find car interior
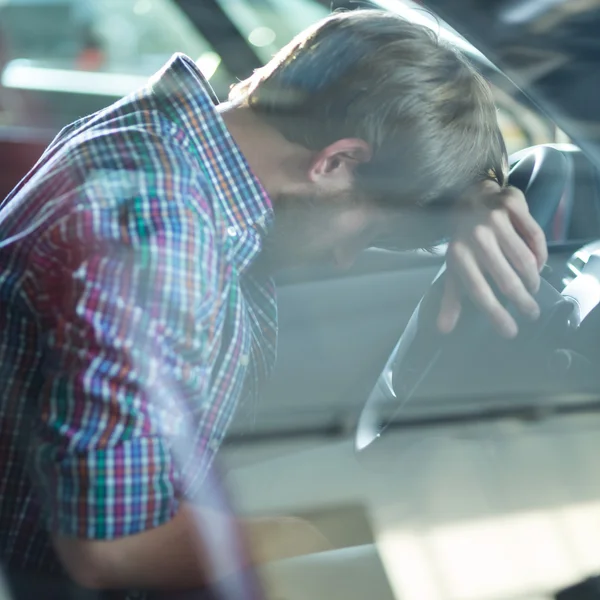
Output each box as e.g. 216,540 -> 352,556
3,1 -> 600,599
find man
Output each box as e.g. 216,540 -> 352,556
0,8 -> 546,594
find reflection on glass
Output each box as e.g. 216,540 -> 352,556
217,0 -> 329,62
0,0 -> 228,97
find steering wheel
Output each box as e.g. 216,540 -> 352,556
356,145 -> 575,452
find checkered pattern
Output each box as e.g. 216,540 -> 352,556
0,54 -> 277,574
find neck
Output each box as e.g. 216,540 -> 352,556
218,102 -> 312,202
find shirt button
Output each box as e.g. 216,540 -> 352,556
227,226 -> 238,237
256,215 -> 266,228
240,354 -> 249,367
209,439 -> 220,451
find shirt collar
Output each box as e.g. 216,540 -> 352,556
149,54 -> 274,264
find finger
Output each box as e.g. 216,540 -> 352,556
448,242 -> 518,338
503,188 -> 548,269
495,218 -> 541,293
438,275 -> 462,334
472,227 -> 540,319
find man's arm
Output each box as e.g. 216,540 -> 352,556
53,504 -> 331,590
53,503 -> 211,590
439,181 -> 548,337
23,173 -> 237,588
26,180 -> 329,591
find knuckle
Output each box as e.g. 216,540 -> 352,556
499,278 -> 521,298
528,251 -> 540,270
517,251 -> 537,274
476,292 -> 499,313
489,207 -> 507,227
531,225 -> 546,243
447,241 -> 466,263
502,187 -> 527,208
471,283 -> 494,305
472,224 -> 490,245
489,306 -> 507,323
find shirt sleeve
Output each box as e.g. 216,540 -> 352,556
25,171 -> 224,540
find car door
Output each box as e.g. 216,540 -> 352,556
229,249 -> 446,439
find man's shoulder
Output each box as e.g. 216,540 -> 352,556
49,100 -> 217,212
0,111 -> 221,264
57,102 -> 196,178
0,53 -> 230,250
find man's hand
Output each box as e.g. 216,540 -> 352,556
438,180 -> 548,338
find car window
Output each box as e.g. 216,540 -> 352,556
493,83 -> 558,155
0,0 -> 575,245
0,0 -> 331,132
0,0 -> 561,152
0,0 -> 231,129
217,0 -> 329,63
2,2 -> 600,599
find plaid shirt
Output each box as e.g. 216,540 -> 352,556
0,54 -> 277,574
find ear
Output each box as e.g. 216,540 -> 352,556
308,138 -> 372,191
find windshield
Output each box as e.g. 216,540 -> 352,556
0,2 -> 600,600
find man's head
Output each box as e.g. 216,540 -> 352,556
227,9 -> 508,270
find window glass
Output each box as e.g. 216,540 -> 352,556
217,0 -> 329,63
0,0 -> 231,129
0,2 -> 597,598
493,84 -> 558,155
0,0 -> 563,156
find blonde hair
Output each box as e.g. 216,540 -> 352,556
231,9 -> 507,248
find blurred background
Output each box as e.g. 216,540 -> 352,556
4,3 -> 600,600
0,0 -> 564,152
